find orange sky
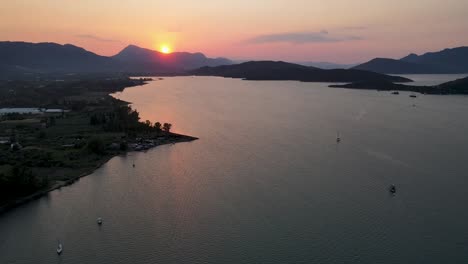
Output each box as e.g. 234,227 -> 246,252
1,0 -> 468,63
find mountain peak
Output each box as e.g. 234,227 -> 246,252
112,44 -> 232,70
121,44 -> 144,51
400,53 -> 419,62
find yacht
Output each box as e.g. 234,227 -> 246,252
57,243 -> 63,255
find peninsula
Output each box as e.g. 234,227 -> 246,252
329,76 -> 468,95
0,77 -> 197,213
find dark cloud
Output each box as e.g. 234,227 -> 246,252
246,31 -> 362,44
75,34 -> 121,43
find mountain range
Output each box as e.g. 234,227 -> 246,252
0,41 -> 232,78
353,47 -> 468,74
2,41 -> 467,81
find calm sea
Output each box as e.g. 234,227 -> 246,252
1,75 -> 468,263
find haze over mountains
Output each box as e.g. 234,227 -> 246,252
353,47 -> 468,74
1,41 -> 467,81
0,41 -> 232,78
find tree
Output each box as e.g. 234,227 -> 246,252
145,120 -> 152,128
154,122 -> 162,131
37,130 -> 47,139
49,116 -> 56,126
163,123 -> 172,133
119,141 -> 128,151
87,137 -> 106,155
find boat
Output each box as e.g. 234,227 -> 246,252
391,91 -> 399,95
56,243 -> 63,255
336,132 -> 341,143
97,217 -> 103,225
410,94 -> 417,98
389,184 -> 396,194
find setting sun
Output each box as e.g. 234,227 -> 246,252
160,45 -> 171,54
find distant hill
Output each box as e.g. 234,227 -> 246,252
437,76 -> 468,93
352,58 -> 445,74
190,61 -> 412,83
400,47 -> 468,73
0,41 -> 117,74
112,45 -> 232,72
0,41 -> 232,78
294,61 -> 358,69
353,46 -> 468,74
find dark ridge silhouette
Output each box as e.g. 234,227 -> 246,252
329,76 -> 468,94
352,58 -> 446,74
0,41 -> 117,73
0,41 -> 232,78
189,61 -> 412,83
293,61 -> 358,69
438,76 -> 468,92
400,47 -> 468,72
113,45 -> 232,72
353,46 -> 468,74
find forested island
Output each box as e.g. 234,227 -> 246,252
189,61 -> 412,83
0,77 -> 197,213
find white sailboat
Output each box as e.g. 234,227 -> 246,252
336,132 -> 341,143
56,242 -> 63,255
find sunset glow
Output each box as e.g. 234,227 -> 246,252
160,45 -> 171,54
1,0 -> 468,63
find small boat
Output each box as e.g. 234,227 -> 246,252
410,94 -> 417,98
97,217 -> 103,225
391,91 -> 399,95
389,184 -> 396,194
56,243 -> 63,255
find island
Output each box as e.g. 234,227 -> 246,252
0,76 -> 198,214
329,76 -> 468,95
189,61 -> 412,83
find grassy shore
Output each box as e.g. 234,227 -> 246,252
0,77 -> 197,214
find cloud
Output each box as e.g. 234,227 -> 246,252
246,31 -> 363,44
75,34 -> 121,43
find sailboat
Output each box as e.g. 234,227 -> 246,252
56,242 -> 63,255
336,132 -> 341,143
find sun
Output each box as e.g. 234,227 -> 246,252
160,45 -> 171,54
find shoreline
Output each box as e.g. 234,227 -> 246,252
0,79 -> 198,215
0,133 -> 198,215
